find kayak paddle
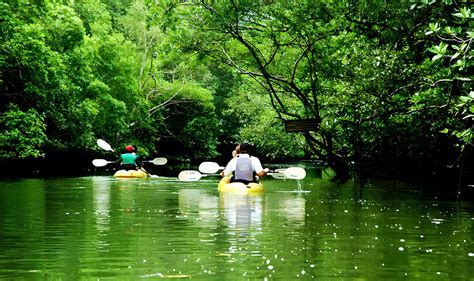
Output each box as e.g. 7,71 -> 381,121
273,167 -> 306,180
178,170 -> 209,181
97,139 -> 168,165
181,167 -> 306,181
268,172 -> 288,179
198,161 -> 306,180
144,157 -> 168,165
97,139 -> 115,152
92,159 -> 116,167
93,157 -> 167,167
199,161 -> 224,174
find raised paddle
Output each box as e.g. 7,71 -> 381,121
97,139 -> 115,152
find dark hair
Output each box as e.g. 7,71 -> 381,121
239,143 -> 250,153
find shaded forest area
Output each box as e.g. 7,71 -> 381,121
0,1 -> 473,188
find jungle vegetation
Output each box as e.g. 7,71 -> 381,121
0,0 -> 472,183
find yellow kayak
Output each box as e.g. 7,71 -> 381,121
113,169 -> 148,178
217,177 -> 264,193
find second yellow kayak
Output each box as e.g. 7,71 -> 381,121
113,169 -> 148,178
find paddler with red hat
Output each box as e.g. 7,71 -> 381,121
118,145 -> 142,171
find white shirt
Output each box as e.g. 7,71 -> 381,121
222,153 -> 264,177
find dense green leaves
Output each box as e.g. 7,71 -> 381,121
0,0 -> 223,162
0,105 -> 47,159
0,0 -> 472,182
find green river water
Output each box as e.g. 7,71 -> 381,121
0,167 -> 473,280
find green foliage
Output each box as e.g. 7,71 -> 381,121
149,80 -> 221,160
226,83 -> 306,160
421,1 -> 473,152
42,3 -> 86,52
1,0 -> 472,181
0,105 -> 47,159
161,0 -> 472,180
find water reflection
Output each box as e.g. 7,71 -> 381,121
220,193 -> 263,232
278,195 -> 306,227
91,177 -> 111,234
177,187 -> 308,234
178,189 -> 218,228
0,173 -> 473,280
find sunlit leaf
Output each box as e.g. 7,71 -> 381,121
450,51 -> 461,60
432,54 -> 443,61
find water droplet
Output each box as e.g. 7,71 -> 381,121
398,247 -> 404,251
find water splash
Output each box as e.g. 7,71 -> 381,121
296,180 -> 304,193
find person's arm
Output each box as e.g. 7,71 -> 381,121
253,157 -> 268,177
135,154 -> 143,167
221,158 -> 236,177
256,169 -> 269,178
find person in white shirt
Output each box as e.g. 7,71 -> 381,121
221,143 -> 269,184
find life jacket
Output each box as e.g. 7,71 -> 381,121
234,156 -> 254,182
120,153 -> 138,165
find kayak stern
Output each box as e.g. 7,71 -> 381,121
218,177 -> 264,193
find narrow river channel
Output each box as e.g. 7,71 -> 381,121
0,167 -> 473,279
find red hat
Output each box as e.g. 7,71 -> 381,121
125,145 -> 135,152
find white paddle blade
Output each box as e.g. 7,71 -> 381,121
283,167 -> 306,180
198,162 -> 224,174
92,159 -> 112,167
151,157 -> 168,165
269,172 -> 288,179
178,170 -> 203,181
97,139 -> 114,152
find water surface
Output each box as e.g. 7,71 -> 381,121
0,171 -> 473,279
